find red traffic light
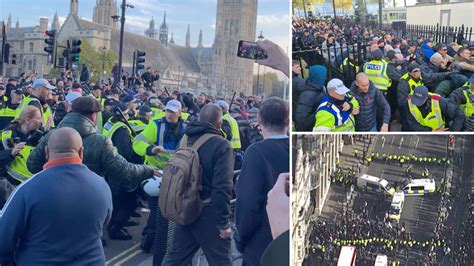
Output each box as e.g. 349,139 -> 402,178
45,30 -> 56,37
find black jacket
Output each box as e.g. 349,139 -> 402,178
183,121 -> 234,229
294,79 -> 325,131
27,112 -> 154,190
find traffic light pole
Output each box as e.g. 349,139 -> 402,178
0,22 -> 5,76
117,0 -> 126,84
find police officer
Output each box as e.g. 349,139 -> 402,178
0,106 -> 43,189
129,105 -> 152,135
340,48 -> 360,84
313,79 -> 360,132
132,99 -> 185,261
448,75 -> 474,131
405,86 -> 465,131
103,103 -> 142,240
0,83 -> 8,108
0,88 -> 23,130
363,49 -> 392,95
14,78 -> 55,130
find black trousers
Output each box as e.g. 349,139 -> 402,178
161,205 -> 232,266
145,196 -> 173,266
109,189 -> 137,232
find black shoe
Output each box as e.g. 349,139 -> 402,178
123,219 -> 140,227
140,234 -> 153,253
109,228 -> 132,240
130,211 -> 142,218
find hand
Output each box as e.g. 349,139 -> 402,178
11,142 -> 26,156
380,123 -> 389,132
266,173 -> 290,239
45,116 -> 53,131
255,40 -> 290,78
341,102 -> 351,112
151,146 -> 165,154
219,227 -> 232,239
433,128 -> 449,132
351,107 -> 360,115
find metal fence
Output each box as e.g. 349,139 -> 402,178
293,23 -> 473,87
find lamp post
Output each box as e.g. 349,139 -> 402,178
114,0 -> 134,84
177,65 -> 181,91
256,31 -> 264,95
101,46 -> 106,84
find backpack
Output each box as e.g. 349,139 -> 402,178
159,133 -> 215,225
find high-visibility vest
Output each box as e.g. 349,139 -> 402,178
363,60 -> 392,91
129,119 -> 147,134
102,118 -> 132,140
0,106 -> 19,119
408,93 -> 445,130
133,118 -> 185,169
1,130 -> 34,183
460,87 -> 474,117
96,111 -> 104,135
340,57 -> 360,73
0,96 -> 8,108
151,107 -> 165,120
314,96 -> 358,132
401,72 -> 424,95
222,113 -> 241,149
14,96 -> 52,126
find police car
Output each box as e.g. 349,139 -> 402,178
388,192 -> 405,221
401,179 -> 436,195
357,174 -> 396,196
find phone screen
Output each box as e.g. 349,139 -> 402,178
237,40 -> 268,60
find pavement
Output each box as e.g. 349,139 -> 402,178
313,135 -> 472,265
104,209 -> 243,266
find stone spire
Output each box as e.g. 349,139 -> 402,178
197,29 -> 203,48
159,11 -> 169,46
15,18 -> 19,29
6,12 -> 12,32
52,11 -> 60,31
185,24 -> 191,48
70,0 -> 78,16
170,33 -> 175,44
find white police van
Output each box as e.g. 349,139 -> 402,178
357,174 -> 396,196
401,179 -> 436,195
388,192 -> 405,221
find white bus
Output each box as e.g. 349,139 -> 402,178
337,246 -> 357,266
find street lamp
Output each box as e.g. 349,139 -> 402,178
256,31 -> 264,95
101,46 -> 107,84
177,65 -> 181,91
115,0 -> 134,85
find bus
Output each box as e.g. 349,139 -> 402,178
337,246 -> 357,266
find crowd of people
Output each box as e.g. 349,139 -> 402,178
0,39 -> 290,266
292,17 -> 474,132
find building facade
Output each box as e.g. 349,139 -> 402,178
211,0 -> 258,96
292,135 -> 343,266
92,0 -> 118,29
407,1 -> 474,28
0,14 -> 55,77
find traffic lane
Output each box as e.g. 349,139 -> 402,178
401,194 -> 440,240
104,211 -> 149,265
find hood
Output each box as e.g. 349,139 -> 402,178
307,65 -> 327,87
58,112 -> 97,138
184,121 -> 223,138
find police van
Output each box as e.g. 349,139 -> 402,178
401,179 -> 436,195
357,174 -> 396,196
388,192 -> 405,221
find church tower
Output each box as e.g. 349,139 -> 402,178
159,11 -> 169,46
93,0 -> 118,28
212,0 -> 258,95
169,33 -> 175,44
185,24 -> 191,48
6,13 -> 12,32
197,29 -> 203,48
52,11 -> 60,31
145,17 -> 158,39
70,0 -> 79,16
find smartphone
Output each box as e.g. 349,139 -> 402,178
237,40 -> 268,60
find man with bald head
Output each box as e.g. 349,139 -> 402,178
0,127 -> 112,265
350,72 -> 391,131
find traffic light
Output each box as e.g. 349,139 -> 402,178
69,38 -> 82,63
135,50 -> 146,72
44,30 -> 57,64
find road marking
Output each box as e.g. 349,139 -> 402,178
105,243 -> 141,265
399,137 -> 404,149
415,137 -> 419,149
115,249 -> 143,266
391,136 -> 394,146
382,137 -> 385,148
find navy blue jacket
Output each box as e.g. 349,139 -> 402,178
0,162 -> 112,265
350,81 -> 391,131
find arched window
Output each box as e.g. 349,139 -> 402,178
29,42 -> 34,52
